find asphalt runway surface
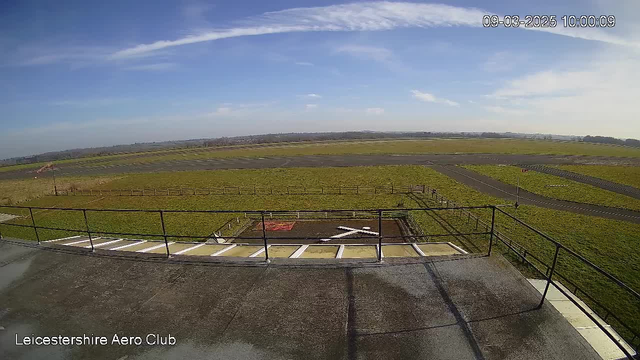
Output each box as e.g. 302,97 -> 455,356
432,165 -> 640,224
521,164 -> 640,200
0,240 -> 600,360
3,153 -> 640,181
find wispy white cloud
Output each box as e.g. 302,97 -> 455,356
110,2 -> 639,60
294,61 -> 314,66
305,104 -> 318,109
488,70 -> 600,98
8,45 -> 113,66
411,90 -> 459,107
48,98 -> 131,107
299,93 -> 322,99
213,107 -> 232,115
366,107 -> 385,115
124,62 -> 178,71
484,53 -> 640,136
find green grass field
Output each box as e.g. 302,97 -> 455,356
553,165 -> 640,189
463,165 -> 640,211
1,165 -> 638,343
0,175 -> 119,205
4,138 -> 640,174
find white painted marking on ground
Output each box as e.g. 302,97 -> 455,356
211,244 -> 236,256
290,245 -> 309,258
321,230 -> 359,241
337,245 -> 345,259
85,238 -> 122,249
337,226 -> 379,235
137,242 -> 174,253
174,243 -> 206,255
412,243 -> 426,257
44,235 -> 81,243
249,245 -> 271,258
320,225 -> 380,242
448,242 -> 468,254
111,240 -> 146,250
64,237 -> 101,246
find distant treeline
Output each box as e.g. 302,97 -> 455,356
201,131 -> 518,147
582,135 -> 640,148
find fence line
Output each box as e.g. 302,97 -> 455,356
51,184 -> 429,197
0,198 -> 637,358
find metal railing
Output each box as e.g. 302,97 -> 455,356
407,192 -> 639,359
0,202 -> 638,358
492,207 -> 639,359
50,184 -> 429,197
0,204 -> 493,262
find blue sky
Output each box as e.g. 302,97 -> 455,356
1,0 -> 639,158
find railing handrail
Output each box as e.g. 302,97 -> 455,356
0,200 -> 637,357
494,206 -> 640,301
0,204 -> 493,213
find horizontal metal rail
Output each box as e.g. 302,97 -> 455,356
411,193 -> 639,357
495,206 -> 640,302
1,200 -> 637,357
59,184 -> 430,197
0,205 -> 493,213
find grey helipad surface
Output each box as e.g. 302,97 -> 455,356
0,240 -> 600,360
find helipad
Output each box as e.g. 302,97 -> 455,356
43,235 -> 467,259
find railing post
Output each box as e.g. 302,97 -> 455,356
261,212 -> 269,263
377,209 -> 383,262
488,206 -> 496,256
28,207 -> 40,245
83,209 -> 94,251
538,244 -> 561,309
160,211 -> 170,258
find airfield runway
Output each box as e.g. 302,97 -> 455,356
431,165 -> 640,224
2,153 -> 640,181
3,153 -> 640,224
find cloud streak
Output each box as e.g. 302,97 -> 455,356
124,62 -> 178,71
111,2 -> 638,59
411,90 -> 459,107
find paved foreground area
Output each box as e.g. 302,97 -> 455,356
0,240 -> 600,360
